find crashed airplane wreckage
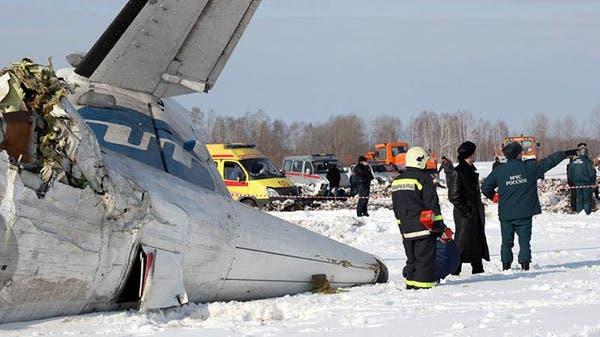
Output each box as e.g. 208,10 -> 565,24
0,0 -> 387,323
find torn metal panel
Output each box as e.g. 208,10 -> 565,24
139,246 -> 188,311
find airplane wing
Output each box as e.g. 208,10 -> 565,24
75,0 -> 261,97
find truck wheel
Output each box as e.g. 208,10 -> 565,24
241,198 -> 258,208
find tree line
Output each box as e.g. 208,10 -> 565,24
190,107 -> 600,166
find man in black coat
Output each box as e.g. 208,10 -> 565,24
326,163 -> 341,196
448,141 -> 490,275
492,157 -> 502,170
353,156 -> 374,217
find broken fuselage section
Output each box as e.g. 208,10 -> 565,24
0,66 -> 388,323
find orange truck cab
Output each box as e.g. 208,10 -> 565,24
367,142 -> 437,172
498,136 -> 541,162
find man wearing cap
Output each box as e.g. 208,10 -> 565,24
567,143 -> 597,215
448,141 -> 490,275
353,155 -> 374,217
481,142 -> 577,271
392,147 -> 453,289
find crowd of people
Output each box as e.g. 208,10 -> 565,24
385,141 -> 597,290
301,139 -> 597,290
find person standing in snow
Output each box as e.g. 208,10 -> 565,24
438,156 -> 454,175
392,147 -> 453,289
326,162 -> 341,197
448,141 -> 490,275
566,155 -> 578,212
567,143 -> 597,215
353,156 -> 374,217
492,157 -> 502,170
481,142 -> 577,271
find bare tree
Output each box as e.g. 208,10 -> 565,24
197,106 -> 598,167
371,115 -> 403,144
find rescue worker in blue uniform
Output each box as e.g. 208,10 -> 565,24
392,147 -> 452,289
567,143 -> 597,215
482,142 -> 577,271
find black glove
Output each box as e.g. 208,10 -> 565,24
565,149 -> 578,157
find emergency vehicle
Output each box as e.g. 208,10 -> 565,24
497,135 -> 541,162
207,144 -> 298,207
282,154 -> 349,195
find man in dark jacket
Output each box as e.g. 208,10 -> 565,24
326,163 -> 341,197
567,143 -> 597,215
492,157 -> 501,170
448,141 -> 490,275
482,142 -> 575,271
353,156 -> 374,217
438,156 -> 453,174
567,156 -> 578,212
392,147 -> 453,289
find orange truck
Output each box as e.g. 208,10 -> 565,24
497,136 -> 541,162
365,142 -> 438,172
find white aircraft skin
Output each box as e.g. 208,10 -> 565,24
0,0 -> 387,323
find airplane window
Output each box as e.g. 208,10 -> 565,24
154,119 -> 216,191
78,106 -> 164,170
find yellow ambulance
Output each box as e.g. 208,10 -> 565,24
206,144 -> 299,207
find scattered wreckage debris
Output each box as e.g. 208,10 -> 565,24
0,59 -> 106,197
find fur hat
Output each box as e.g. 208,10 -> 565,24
457,141 -> 477,160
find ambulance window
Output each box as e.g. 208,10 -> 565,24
292,161 -> 303,172
283,160 -> 292,171
224,162 -> 246,181
304,162 -> 314,175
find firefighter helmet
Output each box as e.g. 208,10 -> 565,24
406,147 -> 429,170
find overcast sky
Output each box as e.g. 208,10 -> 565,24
2,0 -> 600,126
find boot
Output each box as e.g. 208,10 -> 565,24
451,264 -> 462,276
471,262 -> 484,275
502,263 -> 511,271
520,262 -> 530,271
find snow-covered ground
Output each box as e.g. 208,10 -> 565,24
3,177 -> 600,337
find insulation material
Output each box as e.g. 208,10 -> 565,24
0,59 -> 106,194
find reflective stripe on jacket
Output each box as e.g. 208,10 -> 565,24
392,168 -> 445,240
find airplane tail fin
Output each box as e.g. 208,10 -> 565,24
75,0 -> 261,97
